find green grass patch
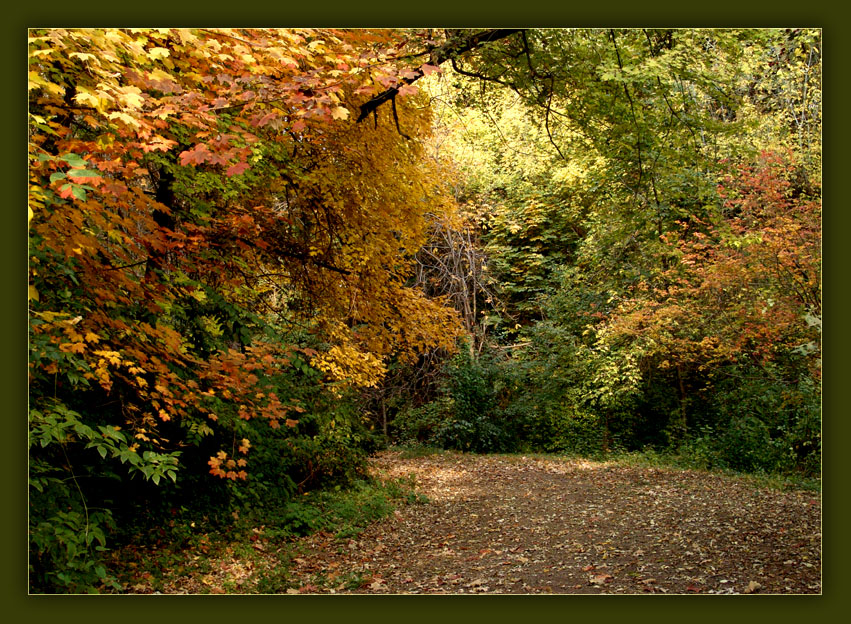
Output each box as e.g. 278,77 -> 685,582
257,475 -> 426,542
106,474 -> 427,593
392,444 -> 447,459
602,448 -> 821,492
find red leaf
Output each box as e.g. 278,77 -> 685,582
226,162 -> 250,177
179,143 -> 213,167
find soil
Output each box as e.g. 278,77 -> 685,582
139,450 -> 821,595
277,450 -> 821,595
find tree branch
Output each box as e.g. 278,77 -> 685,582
356,28 -> 524,123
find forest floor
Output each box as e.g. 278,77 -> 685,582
124,450 -> 821,595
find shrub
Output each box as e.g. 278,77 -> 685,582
543,408 -> 606,456
431,348 -> 518,453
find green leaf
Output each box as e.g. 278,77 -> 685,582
49,172 -> 67,183
71,186 -> 87,201
67,169 -> 101,179
60,153 -> 88,168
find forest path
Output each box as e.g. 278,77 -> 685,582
282,450 -> 821,594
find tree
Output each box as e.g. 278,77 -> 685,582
401,27 -> 821,465
28,27 -> 464,591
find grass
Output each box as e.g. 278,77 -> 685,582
391,443 -> 821,493
107,474 -> 426,593
577,447 -> 822,493
393,444 -> 447,459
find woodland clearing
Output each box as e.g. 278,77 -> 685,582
124,450 -> 821,595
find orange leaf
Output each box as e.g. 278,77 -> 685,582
226,161 -> 250,176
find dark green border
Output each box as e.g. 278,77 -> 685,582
10,2 -> 846,623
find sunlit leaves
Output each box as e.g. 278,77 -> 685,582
598,152 -> 820,379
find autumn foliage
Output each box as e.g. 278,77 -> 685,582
599,151 -> 820,377
28,28 -> 821,594
28,28 -> 463,592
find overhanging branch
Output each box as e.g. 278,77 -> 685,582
356,28 -> 524,123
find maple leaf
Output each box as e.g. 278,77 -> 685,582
330,106 -> 350,121
142,136 -> 178,153
226,162 -> 250,177
397,84 -> 419,97
179,144 -> 213,166
106,111 -> 141,128
147,46 -> 170,60
59,342 -> 87,354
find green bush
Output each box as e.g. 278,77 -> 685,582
29,507 -> 120,594
28,401 -> 180,593
431,348 -> 519,453
392,397 -> 453,446
701,363 -> 821,475
543,408 -> 606,456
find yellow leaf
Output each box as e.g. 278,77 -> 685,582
74,89 -> 105,110
28,285 -> 39,302
107,111 -> 141,128
118,86 -> 145,109
69,52 -> 99,64
28,71 -> 65,96
60,342 -> 86,354
148,46 -> 170,60
331,106 -> 350,121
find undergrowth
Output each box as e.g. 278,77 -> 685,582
605,448 -> 821,492
107,475 -> 426,594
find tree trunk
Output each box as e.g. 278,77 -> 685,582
381,397 -> 388,438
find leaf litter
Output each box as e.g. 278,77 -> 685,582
125,450 -> 821,594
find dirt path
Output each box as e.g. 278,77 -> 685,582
283,451 -> 821,594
